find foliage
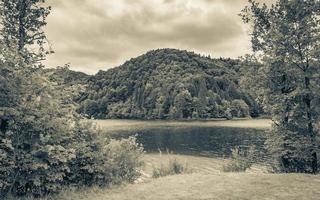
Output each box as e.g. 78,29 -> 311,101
67,122 -> 144,187
0,52 -> 76,197
0,0 -> 52,62
238,55 -> 269,116
44,65 -> 90,86
242,0 -> 320,173
152,157 -> 189,178
78,49 -> 261,120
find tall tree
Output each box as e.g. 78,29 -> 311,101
0,0 -> 51,63
0,0 -> 51,145
242,0 -> 320,173
0,0 -> 73,196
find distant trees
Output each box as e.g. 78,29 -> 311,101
78,49 -> 259,120
242,0 -> 320,173
173,90 -> 192,119
238,55 -> 267,116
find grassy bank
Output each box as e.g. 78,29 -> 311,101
16,154 -> 319,200
47,172 -> 320,200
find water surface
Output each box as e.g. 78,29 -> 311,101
96,119 -> 271,160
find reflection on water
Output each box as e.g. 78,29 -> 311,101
109,125 -> 268,160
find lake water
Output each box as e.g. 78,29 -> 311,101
96,119 -> 272,160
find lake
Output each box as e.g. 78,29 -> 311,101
95,119 -> 272,160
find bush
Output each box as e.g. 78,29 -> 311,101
0,90 -> 78,197
222,146 -> 256,172
0,118 -> 144,198
152,157 -> 189,178
68,122 -> 144,187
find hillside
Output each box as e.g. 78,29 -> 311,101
40,67 -> 90,105
43,67 -> 90,86
77,48 -> 261,119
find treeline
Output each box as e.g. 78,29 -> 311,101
77,49 -> 263,119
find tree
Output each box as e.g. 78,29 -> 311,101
0,45 -> 77,196
230,99 -> 250,118
174,90 -> 192,119
0,0 -> 52,63
242,0 -> 320,173
195,76 -> 208,118
0,0 -> 80,196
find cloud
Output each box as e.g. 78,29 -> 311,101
44,0 -> 275,74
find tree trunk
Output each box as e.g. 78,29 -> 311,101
304,76 -> 317,173
18,0 -> 27,51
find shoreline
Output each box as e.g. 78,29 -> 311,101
94,118 -> 272,132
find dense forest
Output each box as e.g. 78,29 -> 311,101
77,49 -> 262,119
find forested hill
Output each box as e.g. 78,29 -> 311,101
77,48 -> 261,119
43,67 -> 90,86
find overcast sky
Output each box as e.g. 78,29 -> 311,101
44,0 -> 275,74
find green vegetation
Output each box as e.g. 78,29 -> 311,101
77,49 -> 262,120
44,66 -> 90,86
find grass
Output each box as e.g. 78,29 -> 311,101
142,154 -> 229,175
8,154 -> 320,200
47,172 -> 320,200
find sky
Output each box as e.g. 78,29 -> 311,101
44,0 -> 275,74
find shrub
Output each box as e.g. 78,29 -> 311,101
0,89 -> 78,197
104,137 -> 144,183
67,121 -> 144,187
222,146 -> 256,172
152,157 -> 189,178
0,118 -> 144,198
